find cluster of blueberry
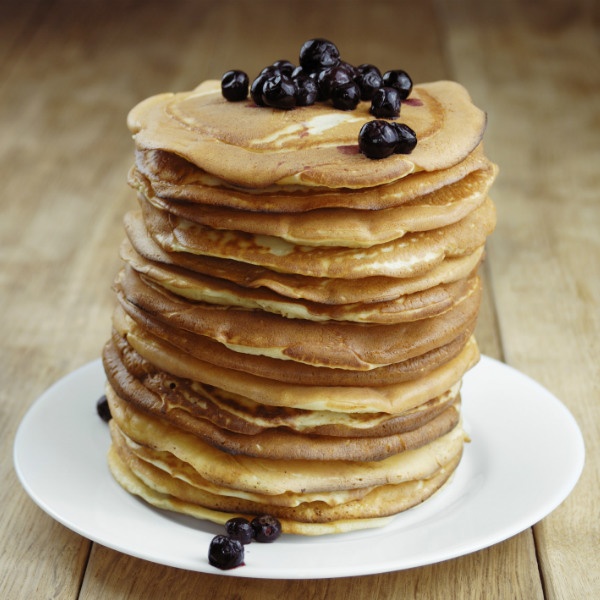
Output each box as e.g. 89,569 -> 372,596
220,38 -> 417,160
208,515 -> 282,570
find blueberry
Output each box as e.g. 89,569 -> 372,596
261,74 -> 296,109
251,515 -> 282,543
391,122 -> 418,154
354,65 -> 383,101
370,87 -> 401,118
317,65 -> 353,101
336,61 -> 357,79
221,70 -> 249,102
358,120 -> 400,160
96,395 -> 111,422
208,535 -> 245,570
271,59 -> 296,76
356,63 -> 382,78
259,64 -> 283,77
290,65 -> 306,78
299,38 -> 340,72
225,517 -> 254,544
250,73 -> 270,106
331,81 -> 361,110
382,70 -> 413,99
293,73 -> 318,106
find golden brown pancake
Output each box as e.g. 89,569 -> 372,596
123,210 -> 487,305
104,334 -> 463,437
130,143 -> 491,212
102,71 -> 497,535
133,162 -> 497,248
108,426 -> 462,534
127,80 -> 487,189
140,196 -> 496,279
113,298 -> 476,386
121,238 -> 479,323
107,377 -> 460,462
115,266 -> 481,370
106,384 -> 466,495
111,307 -> 480,413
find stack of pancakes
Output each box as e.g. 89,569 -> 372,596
103,79 -> 497,535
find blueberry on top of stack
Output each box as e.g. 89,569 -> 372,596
221,38 -> 417,159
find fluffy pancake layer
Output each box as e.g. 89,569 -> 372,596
127,80 -> 486,189
103,76 -> 497,534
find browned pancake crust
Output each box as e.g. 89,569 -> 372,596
104,334 -> 461,438
127,81 -> 487,189
130,145 -> 491,212
123,210 -> 487,305
109,426 -> 462,526
115,266 -> 481,370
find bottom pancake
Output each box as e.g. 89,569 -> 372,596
108,423 -> 462,535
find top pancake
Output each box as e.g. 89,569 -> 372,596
127,80 -> 487,189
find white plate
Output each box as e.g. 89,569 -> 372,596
14,356 -> 584,579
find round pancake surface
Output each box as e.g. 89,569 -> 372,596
127,80 -> 487,189
106,383 -> 467,495
121,239 -> 479,323
105,362 -> 462,460
104,334 -> 463,437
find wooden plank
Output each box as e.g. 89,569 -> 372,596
438,0 -> 600,597
80,531 -> 543,600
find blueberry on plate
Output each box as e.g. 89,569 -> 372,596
251,514 -> 282,543
225,517 -> 255,545
208,535 -> 245,570
96,395 -> 111,422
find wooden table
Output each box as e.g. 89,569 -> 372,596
1,1 -> 598,597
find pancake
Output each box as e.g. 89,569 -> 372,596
121,238 -> 479,323
106,382 -> 467,495
115,266 -> 481,370
108,426 -> 461,534
104,334 -> 463,437
106,377 -> 460,461
112,307 -> 480,413
114,298 -> 476,386
140,195 -> 496,279
124,210 -> 487,305
131,143 -> 491,212
127,80 -> 486,189
133,162 -> 497,247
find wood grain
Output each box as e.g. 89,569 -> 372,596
1,0 -> 597,598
